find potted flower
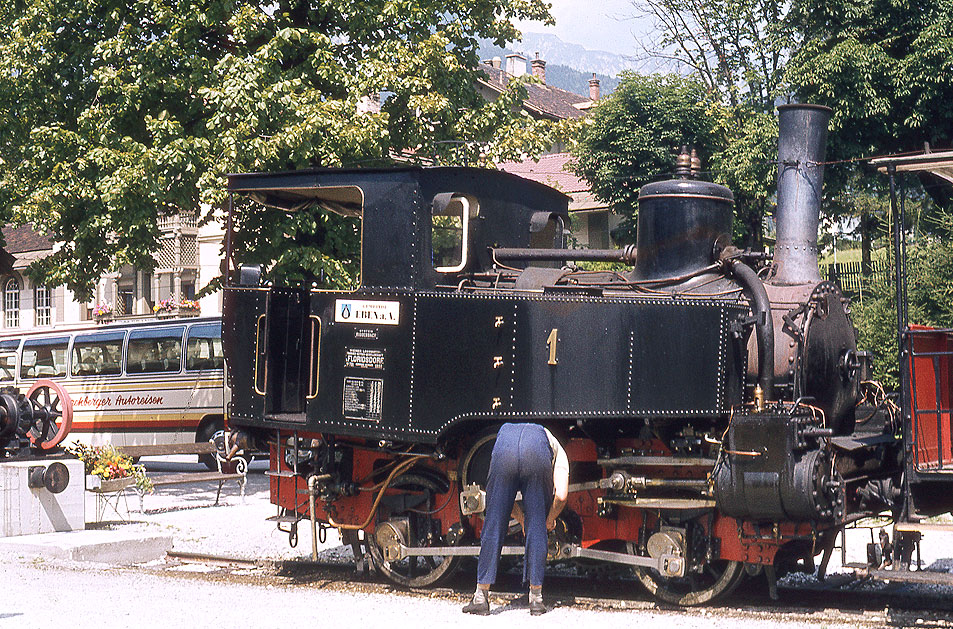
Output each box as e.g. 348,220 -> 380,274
152,296 -> 176,317
68,443 -> 153,494
93,302 -> 113,323
178,298 -> 200,315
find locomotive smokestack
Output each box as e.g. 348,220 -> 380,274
772,104 -> 832,285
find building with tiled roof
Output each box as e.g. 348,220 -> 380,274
486,54 -> 615,248
477,54 -> 596,123
0,219 -> 222,331
498,153 -> 618,249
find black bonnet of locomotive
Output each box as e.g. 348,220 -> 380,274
633,177 -> 733,281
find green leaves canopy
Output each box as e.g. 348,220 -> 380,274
572,72 -> 778,247
571,73 -> 726,244
0,0 -> 553,298
787,0 -> 953,159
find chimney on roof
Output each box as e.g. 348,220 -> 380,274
505,53 -> 527,78
491,56 -> 501,69
589,74 -> 601,101
531,53 -> 546,84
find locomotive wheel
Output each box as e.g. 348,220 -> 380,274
633,558 -> 744,606
366,473 -> 460,588
26,379 -> 73,450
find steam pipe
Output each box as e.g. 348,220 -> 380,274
492,246 -> 637,264
727,259 -> 775,398
773,104 -> 832,285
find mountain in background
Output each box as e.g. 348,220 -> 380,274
479,32 -> 653,97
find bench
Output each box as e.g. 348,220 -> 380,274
116,442 -> 248,511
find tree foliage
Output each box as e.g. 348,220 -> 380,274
630,0 -> 790,112
571,73 -> 726,244
855,212 -> 953,389
787,0 -> 953,159
0,0 -> 558,297
572,73 -> 778,248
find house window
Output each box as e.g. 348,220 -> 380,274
4,278 -> 20,328
35,285 -> 52,326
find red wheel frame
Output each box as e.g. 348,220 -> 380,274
26,379 -> 73,450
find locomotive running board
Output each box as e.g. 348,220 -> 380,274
393,543 -> 685,577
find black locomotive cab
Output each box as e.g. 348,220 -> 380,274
224,166 -> 748,448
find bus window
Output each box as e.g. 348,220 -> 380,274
186,323 -> 223,371
21,337 -> 69,379
0,354 -> 15,381
72,331 -> 126,377
0,339 -> 19,382
126,327 -> 184,374
0,339 -> 20,351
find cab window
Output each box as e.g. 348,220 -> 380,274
126,327 -> 184,374
433,194 -> 477,273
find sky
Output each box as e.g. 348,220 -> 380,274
513,0 -> 652,54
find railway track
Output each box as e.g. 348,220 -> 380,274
158,551 -> 953,626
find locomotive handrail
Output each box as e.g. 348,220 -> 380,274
253,314 -> 267,396
490,246 -> 637,264
307,315 -> 321,400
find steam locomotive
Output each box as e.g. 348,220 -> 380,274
220,105 -> 924,604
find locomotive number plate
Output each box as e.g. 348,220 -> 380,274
343,376 -> 383,421
335,300 -> 400,325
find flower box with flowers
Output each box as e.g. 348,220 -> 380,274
154,297 -> 200,318
93,303 -> 113,323
68,443 -> 153,494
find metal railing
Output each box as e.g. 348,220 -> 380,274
824,259 -> 891,296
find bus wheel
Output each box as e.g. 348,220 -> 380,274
26,379 -> 73,450
196,418 -> 224,470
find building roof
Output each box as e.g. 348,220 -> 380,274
498,153 -> 607,212
2,224 -> 53,254
498,153 -> 584,192
478,63 -> 590,121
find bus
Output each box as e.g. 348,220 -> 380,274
0,316 -> 225,468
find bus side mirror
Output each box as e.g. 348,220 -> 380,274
238,265 -> 262,287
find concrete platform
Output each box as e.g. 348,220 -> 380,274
0,528 -> 172,564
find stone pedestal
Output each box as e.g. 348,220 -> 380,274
0,458 -> 85,537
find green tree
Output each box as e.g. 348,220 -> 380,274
855,211 -> 953,389
630,0 -> 790,112
572,73 -> 778,248
787,0 -> 953,161
571,73 -> 726,244
0,0 -> 556,297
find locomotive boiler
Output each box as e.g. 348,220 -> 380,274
221,104 -> 904,604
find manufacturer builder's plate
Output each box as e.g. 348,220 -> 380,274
343,377 -> 383,421
335,300 -> 400,325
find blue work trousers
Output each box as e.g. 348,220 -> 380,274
476,423 -> 553,587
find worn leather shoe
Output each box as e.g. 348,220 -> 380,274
462,590 -> 490,615
529,591 -> 547,615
